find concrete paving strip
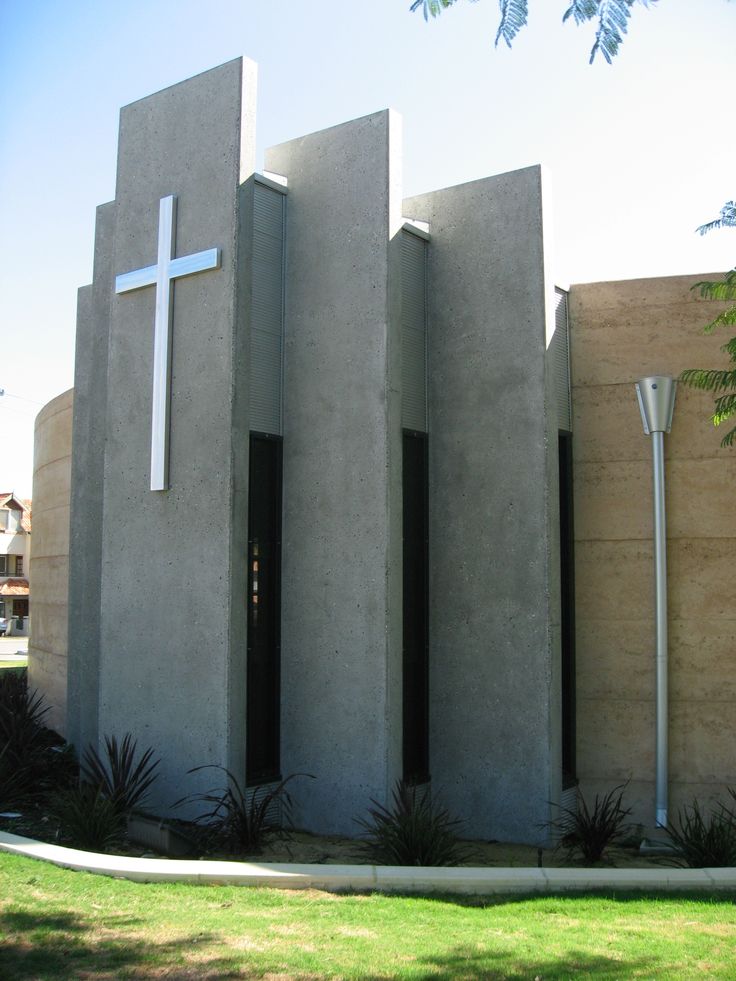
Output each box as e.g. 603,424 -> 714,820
2,831 -> 735,894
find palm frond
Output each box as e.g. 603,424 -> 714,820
495,0 -> 529,48
696,201 -> 736,237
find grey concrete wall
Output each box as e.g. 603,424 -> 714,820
570,273 -> 736,829
67,202 -> 115,753
265,111 -> 404,834
79,58 -> 257,811
29,388 -> 74,735
405,166 -> 558,844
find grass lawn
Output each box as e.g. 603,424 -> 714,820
1,852 -> 735,979
0,658 -> 27,671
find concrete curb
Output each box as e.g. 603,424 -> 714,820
2,831 -> 735,894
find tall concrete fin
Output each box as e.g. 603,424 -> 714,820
265,111 -> 403,833
405,166 -> 558,842
67,200 -> 115,754
83,58 -> 258,811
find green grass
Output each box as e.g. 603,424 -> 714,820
0,658 -> 27,672
1,852 -> 735,978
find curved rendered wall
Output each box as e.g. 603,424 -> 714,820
28,388 -> 73,736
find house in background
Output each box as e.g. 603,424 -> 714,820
0,492 -> 31,636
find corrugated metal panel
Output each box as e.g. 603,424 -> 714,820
250,183 -> 285,435
550,287 -> 571,431
402,230 -> 428,433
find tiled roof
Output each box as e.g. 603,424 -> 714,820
0,578 -> 29,596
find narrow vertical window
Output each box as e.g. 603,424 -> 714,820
559,431 -> 577,789
246,433 -> 282,784
403,430 -> 429,784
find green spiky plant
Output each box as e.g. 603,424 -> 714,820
0,671 -> 54,808
355,780 -> 470,867
175,767 -> 312,855
664,794 -> 736,868
546,784 -> 633,864
54,783 -> 127,852
81,733 -> 161,817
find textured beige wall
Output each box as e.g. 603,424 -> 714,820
569,273 -> 736,828
28,388 -> 73,736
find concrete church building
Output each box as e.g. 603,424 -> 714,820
29,57 -> 736,843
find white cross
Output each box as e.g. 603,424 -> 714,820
115,194 -> 220,491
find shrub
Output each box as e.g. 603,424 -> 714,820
54,783 -> 126,852
355,781 -> 470,867
175,767 -> 311,855
664,796 -> 736,868
81,733 -> 161,817
546,784 -> 633,864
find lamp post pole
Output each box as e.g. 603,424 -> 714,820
635,376 -> 676,829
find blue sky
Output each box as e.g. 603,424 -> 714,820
1,0 -> 734,495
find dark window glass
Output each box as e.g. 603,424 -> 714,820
559,431 -> 577,789
403,430 -> 429,784
246,433 -> 282,785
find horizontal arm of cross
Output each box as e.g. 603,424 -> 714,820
115,248 -> 221,294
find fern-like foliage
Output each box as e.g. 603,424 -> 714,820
410,1 -> 656,63
680,261 -> 736,448
409,0 -> 462,21
495,0 -> 529,48
564,0 -> 656,64
697,201 -> 736,237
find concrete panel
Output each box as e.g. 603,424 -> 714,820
669,618 -> 736,702
405,166 -> 557,843
265,111 -> 403,834
569,272 -> 731,388
67,204 -> 114,753
576,618 -> 655,701
571,271 -> 736,830
576,696 -> 654,783
575,540 -> 653,621
92,58 -> 257,811
575,458 -> 735,542
572,383 -> 725,464
670,700 -> 736,785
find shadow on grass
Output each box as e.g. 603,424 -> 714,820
0,910 -> 243,980
412,946 -> 659,980
0,908 -> 679,981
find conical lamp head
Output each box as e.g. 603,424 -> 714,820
636,376 -> 676,434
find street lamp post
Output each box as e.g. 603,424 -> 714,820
635,376 -> 676,829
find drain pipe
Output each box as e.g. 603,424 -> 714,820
635,376 -> 676,829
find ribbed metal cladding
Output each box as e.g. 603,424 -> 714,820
401,229 -> 428,432
250,180 -> 286,435
551,287 -> 572,431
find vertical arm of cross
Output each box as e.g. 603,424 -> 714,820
115,194 -> 220,492
151,195 -> 176,492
